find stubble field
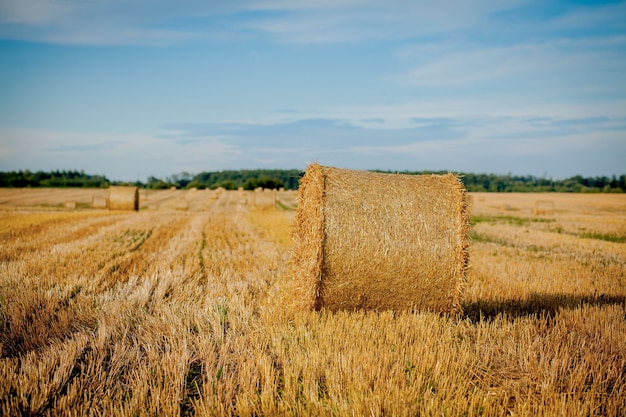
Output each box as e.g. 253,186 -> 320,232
1,188 -> 625,416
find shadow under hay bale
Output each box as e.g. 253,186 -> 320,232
107,186 -> 139,211
91,196 -> 107,209
292,164 -> 470,314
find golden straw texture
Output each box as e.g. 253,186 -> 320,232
90,196 -> 107,209
107,186 -> 139,211
292,164 -> 470,314
534,200 -> 555,216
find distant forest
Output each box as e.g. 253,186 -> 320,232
1,169 -> 625,193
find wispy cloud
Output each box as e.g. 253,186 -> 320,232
47,141 -> 125,152
399,37 -> 626,101
160,118 -> 466,149
0,0 -> 543,46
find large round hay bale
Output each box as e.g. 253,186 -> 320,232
107,186 -> 139,211
292,164 -> 470,314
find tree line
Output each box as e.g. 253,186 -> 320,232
1,169 -> 624,193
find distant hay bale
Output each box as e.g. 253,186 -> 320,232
292,164 -> 470,314
175,199 -> 189,211
107,186 -> 139,211
64,201 -> 76,209
254,188 -> 277,208
500,204 -> 513,211
170,186 -> 177,191
534,199 -> 554,215
90,196 -> 107,209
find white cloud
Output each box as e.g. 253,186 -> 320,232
0,0 -> 70,25
399,36 -> 626,98
0,127 -> 242,180
239,0 -> 530,44
0,0 -> 529,45
549,1 -> 626,31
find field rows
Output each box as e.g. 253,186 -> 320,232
1,189 -> 625,416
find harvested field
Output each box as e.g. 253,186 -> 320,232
91,196 -> 107,209
1,187 -> 625,416
253,188 -> 277,207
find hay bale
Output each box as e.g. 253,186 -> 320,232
254,188 -> 277,207
107,186 -> 138,211
292,164 -> 469,314
91,196 -> 107,209
534,199 -> 554,215
64,201 -> 76,209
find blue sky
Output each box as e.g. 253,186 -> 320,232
0,0 -> 625,181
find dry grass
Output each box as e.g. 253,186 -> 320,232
292,164 -> 469,313
0,188 -> 625,416
534,199 -> 555,216
175,199 -> 190,211
91,196 -> 108,209
253,189 -> 277,208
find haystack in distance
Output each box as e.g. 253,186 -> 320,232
292,164 -> 470,314
107,186 -> 139,211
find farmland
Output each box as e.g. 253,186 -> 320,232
1,188 -> 625,416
